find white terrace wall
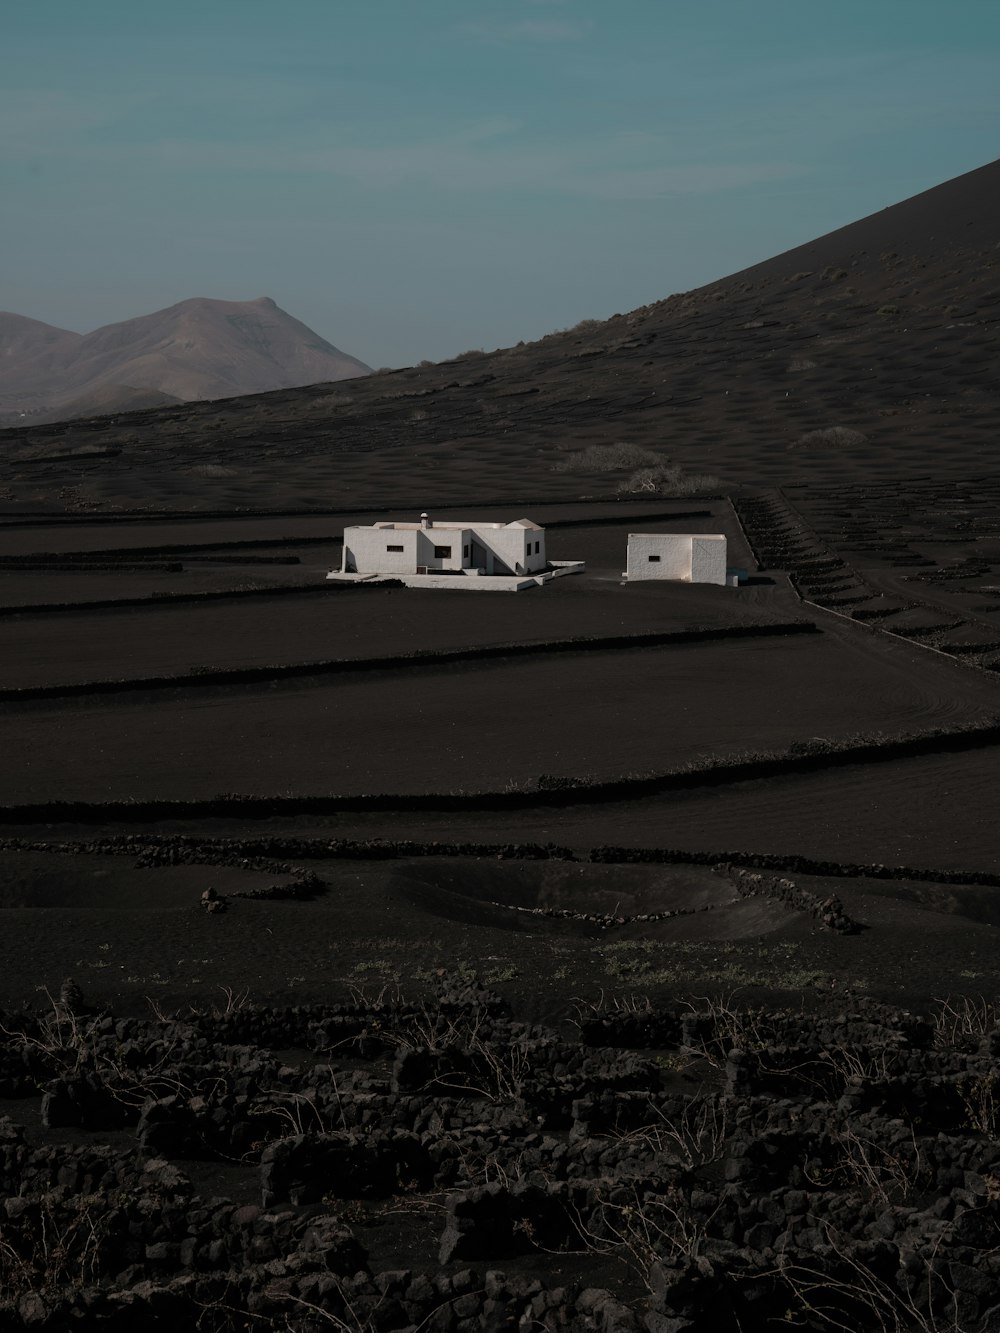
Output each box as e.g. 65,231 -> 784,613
626,533 -> 727,584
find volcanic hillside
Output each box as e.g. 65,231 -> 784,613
0,296 -> 371,430
2,157 -> 999,509
6,161 -> 1000,1333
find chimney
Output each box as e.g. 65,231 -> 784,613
420,512 -> 431,529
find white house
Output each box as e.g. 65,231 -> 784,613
328,514 -> 583,591
624,533 -> 728,584
341,514 -> 547,576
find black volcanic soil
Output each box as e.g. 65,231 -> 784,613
3,161 -> 1000,1332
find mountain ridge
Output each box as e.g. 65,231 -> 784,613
0,296 -> 372,426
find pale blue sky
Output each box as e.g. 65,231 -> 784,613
4,1 -> 998,366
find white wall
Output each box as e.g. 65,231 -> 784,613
343,526 -> 420,574
521,529 -> 546,573
690,536 -> 728,585
626,533 -> 691,581
625,533 -> 727,584
416,528 -> 465,571
344,521 -> 547,575
473,526 -> 545,575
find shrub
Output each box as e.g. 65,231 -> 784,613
796,426 -> 867,449
188,463 -> 239,478
616,465 -> 680,494
315,392 -> 355,410
553,442 -> 664,474
617,466 -> 722,497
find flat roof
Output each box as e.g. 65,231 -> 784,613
367,521 -> 499,531
357,519 -> 540,532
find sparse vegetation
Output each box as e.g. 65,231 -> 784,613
553,440 -> 663,473
617,465 -> 722,496
553,441 -> 721,495
187,462 -> 239,478
796,425 -> 868,448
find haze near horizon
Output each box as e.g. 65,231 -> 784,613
5,0 -> 999,369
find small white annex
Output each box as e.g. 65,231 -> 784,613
328,514 -> 584,591
624,533 -> 728,585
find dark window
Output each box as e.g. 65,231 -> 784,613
386,544 -> 404,552
648,555 -> 661,562
434,545 -> 452,558
463,544 -> 469,557
535,541 -> 541,553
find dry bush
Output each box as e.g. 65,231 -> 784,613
788,357 -> 817,372
614,1096 -> 731,1171
580,1182 -> 730,1285
931,996 -> 999,1052
680,994 -> 773,1068
617,466 -> 722,497
188,463 -> 239,478
779,1225 -> 961,1333
553,441 -> 664,473
615,464 -> 680,493
805,1124 -> 923,1205
1,988 -> 213,1110
796,426 -> 868,449
957,1069 -> 1000,1136
0,1191 -> 110,1305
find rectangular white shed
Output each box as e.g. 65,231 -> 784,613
625,533 -> 727,584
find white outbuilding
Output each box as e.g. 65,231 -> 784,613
624,533 -> 728,585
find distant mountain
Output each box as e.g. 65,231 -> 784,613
0,297 -> 372,425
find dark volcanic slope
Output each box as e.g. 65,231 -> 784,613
2,158 -> 999,508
